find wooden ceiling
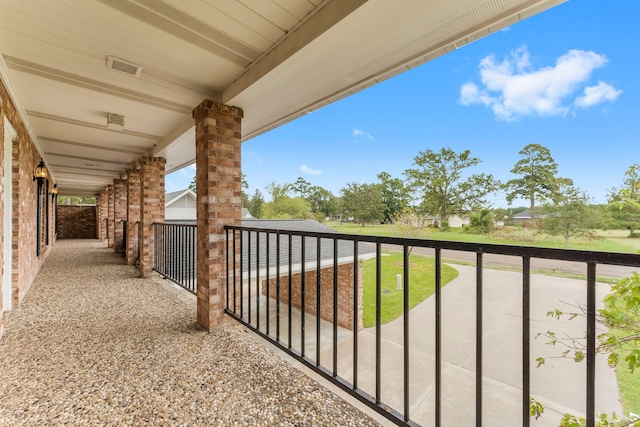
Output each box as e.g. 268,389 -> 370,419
0,0 -> 564,195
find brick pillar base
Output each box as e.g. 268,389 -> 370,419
193,100 -> 243,330
138,157 -> 165,278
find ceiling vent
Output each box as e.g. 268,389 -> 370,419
106,56 -> 142,77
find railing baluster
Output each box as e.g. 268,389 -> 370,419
435,247 -> 442,427
333,238 -> 339,377
353,239 -> 359,390
240,230 -> 244,320
301,235 -> 306,357
403,243 -> 410,421
288,234 -> 293,349
376,241 -> 382,403
276,231 -> 281,342
266,231 -> 270,336
523,256 -> 531,427
248,230 -> 252,325
316,236 -> 321,367
233,229 -> 237,315
256,231 -> 260,331
586,262 -> 597,427
476,252 -> 483,427
226,228 -> 230,310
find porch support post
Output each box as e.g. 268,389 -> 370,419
126,169 -> 141,265
193,100 -> 243,330
107,185 -> 114,248
138,157 -> 165,278
97,190 -> 108,240
113,178 -> 126,253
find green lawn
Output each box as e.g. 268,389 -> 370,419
326,222 -> 639,254
617,359 -> 640,415
361,252 -> 458,328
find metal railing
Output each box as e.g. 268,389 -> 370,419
153,223 -> 196,294
223,225 -> 640,427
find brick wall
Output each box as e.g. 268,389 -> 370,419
1,78 -> 53,312
57,205 -> 97,239
262,262 -> 363,331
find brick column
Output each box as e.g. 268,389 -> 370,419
138,157 -> 165,278
193,100 -> 243,330
126,169 -> 141,265
107,185 -> 115,248
113,179 -> 127,252
97,190 -> 108,240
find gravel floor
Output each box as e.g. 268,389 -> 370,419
0,239 -> 378,426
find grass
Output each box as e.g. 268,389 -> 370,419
361,251 -> 458,328
326,222 -> 639,253
616,359 -> 640,415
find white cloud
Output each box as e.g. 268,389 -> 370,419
353,128 -> 373,140
246,151 -> 264,164
459,46 -> 620,120
300,164 -> 323,175
575,81 -> 622,108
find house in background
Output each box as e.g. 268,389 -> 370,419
165,189 -> 254,222
513,209 -> 546,223
165,189 -> 196,222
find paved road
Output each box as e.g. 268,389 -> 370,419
383,244 -> 639,279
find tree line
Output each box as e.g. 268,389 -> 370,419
236,144 -> 640,243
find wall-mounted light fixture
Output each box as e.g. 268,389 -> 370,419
34,159 -> 48,256
33,158 -> 48,182
50,183 -> 58,201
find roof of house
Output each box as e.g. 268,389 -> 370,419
165,189 -> 196,206
239,219 -> 376,272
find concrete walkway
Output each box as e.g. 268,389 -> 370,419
320,265 -> 624,426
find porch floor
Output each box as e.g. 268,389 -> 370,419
0,239 -> 378,426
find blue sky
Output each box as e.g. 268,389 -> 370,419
166,0 -> 639,208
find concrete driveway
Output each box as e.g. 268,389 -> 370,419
320,265 -> 624,426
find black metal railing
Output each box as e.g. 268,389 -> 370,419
223,225 -> 640,427
153,223 -> 196,293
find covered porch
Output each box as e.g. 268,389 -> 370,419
0,239 -> 378,425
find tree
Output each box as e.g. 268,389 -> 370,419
245,189 -> 264,218
58,196 -> 96,205
340,182 -> 385,226
464,208 -> 494,234
260,196 -> 312,219
404,147 -> 500,228
291,177 -> 312,198
377,171 -> 410,224
538,185 -> 597,248
306,185 -> 339,219
608,164 -> 640,237
393,208 -> 429,257
188,175 -> 196,191
505,144 -> 570,223
260,181 -> 311,219
536,272 -> 640,426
